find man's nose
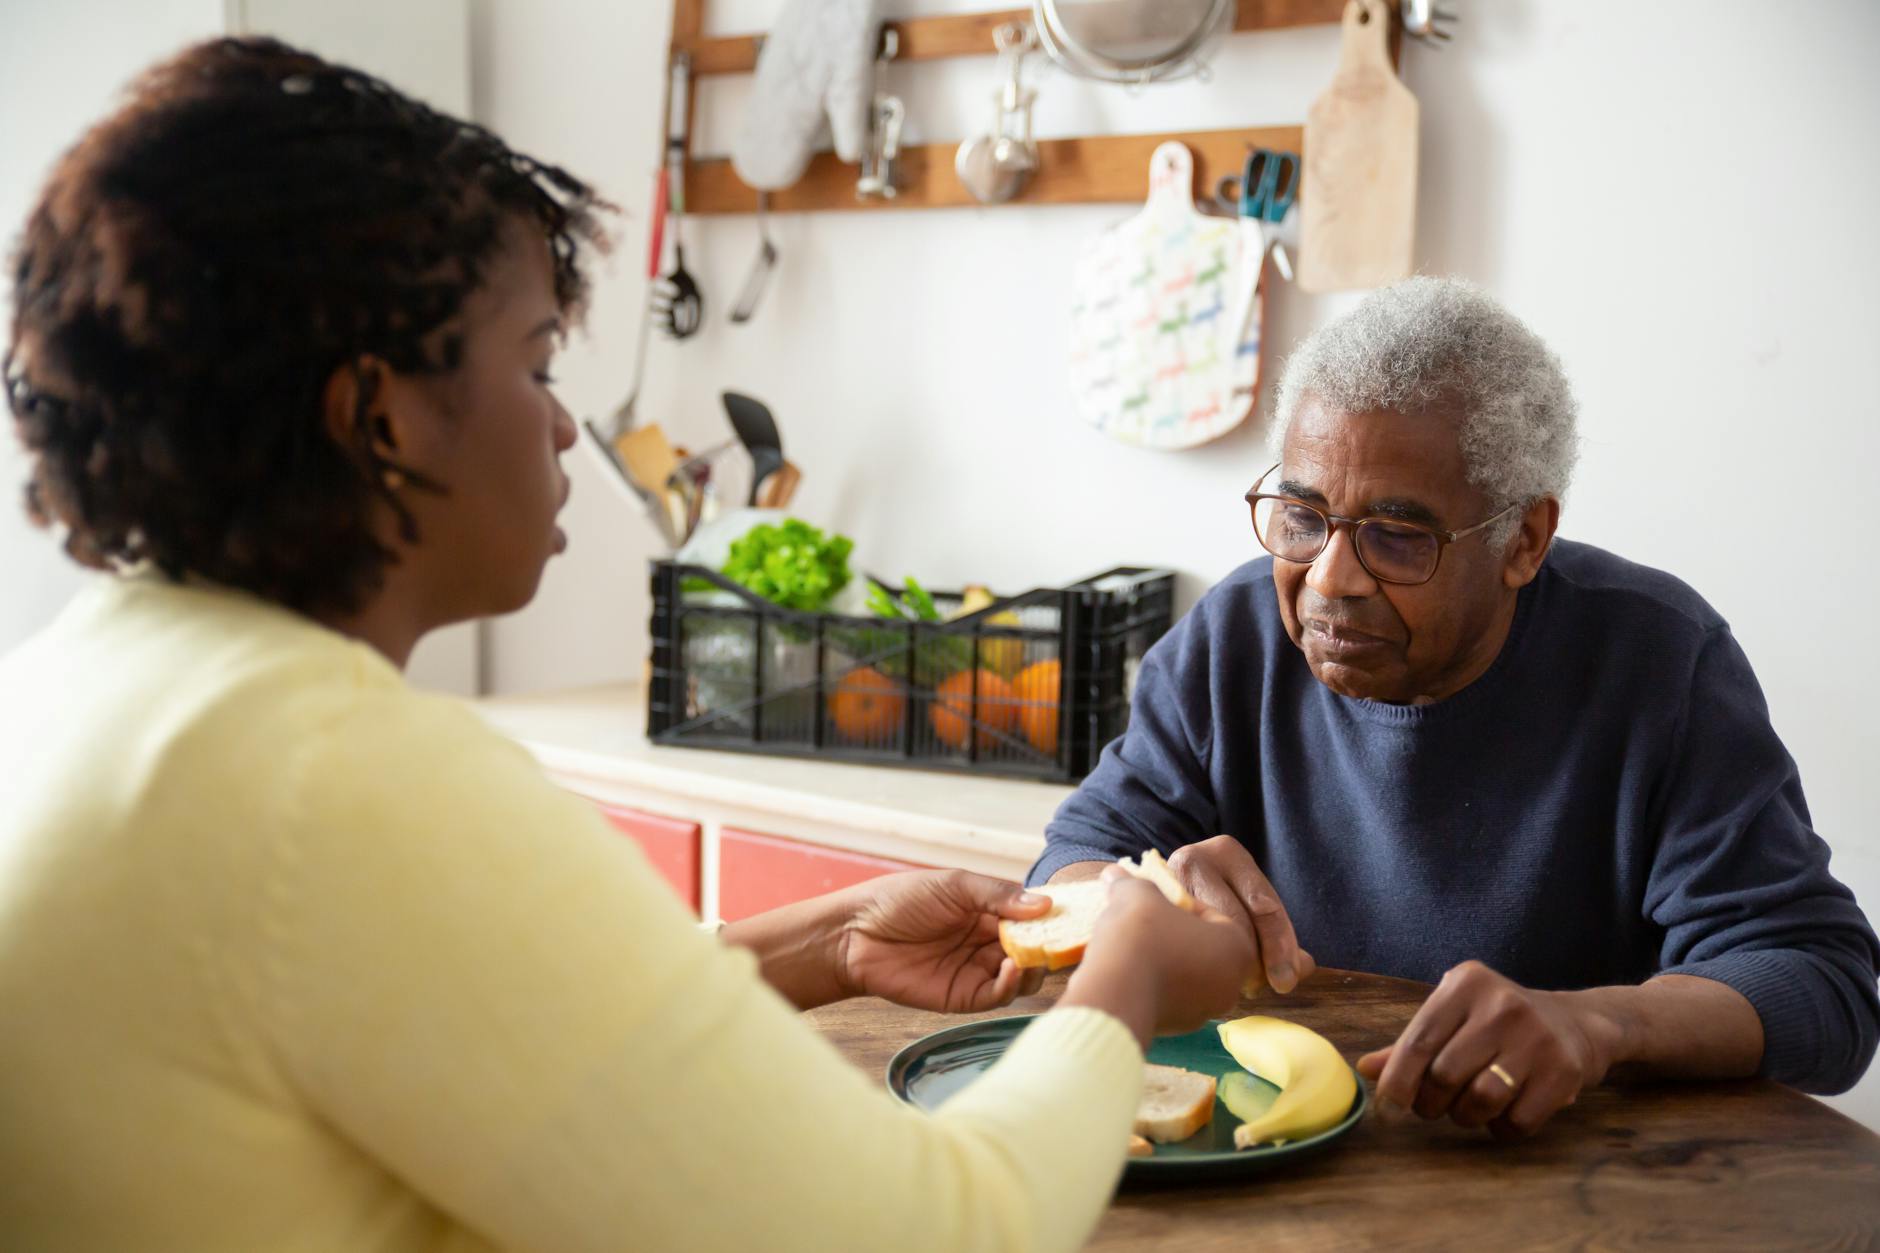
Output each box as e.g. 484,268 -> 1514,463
1305,523 -> 1378,599
551,406 -> 577,453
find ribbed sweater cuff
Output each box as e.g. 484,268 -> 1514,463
1002,1005 -> 1144,1075
1027,843 -> 1117,888
1659,949 -> 1823,1087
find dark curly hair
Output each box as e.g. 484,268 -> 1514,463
5,37 -> 609,616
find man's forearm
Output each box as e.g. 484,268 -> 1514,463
1564,974 -> 1764,1082
719,889 -> 853,1012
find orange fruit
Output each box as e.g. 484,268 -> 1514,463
829,667 -> 905,742
1012,659 -> 1062,755
930,668 -> 1017,751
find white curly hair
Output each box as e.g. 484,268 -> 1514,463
1271,277 -> 1580,544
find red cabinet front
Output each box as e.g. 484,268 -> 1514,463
595,804 -> 702,914
718,828 -> 928,922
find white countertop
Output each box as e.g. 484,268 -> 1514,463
474,683 -> 1066,868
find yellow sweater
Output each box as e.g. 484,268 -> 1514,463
0,574 -> 1143,1252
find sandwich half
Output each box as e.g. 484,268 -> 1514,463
998,850 -> 1199,971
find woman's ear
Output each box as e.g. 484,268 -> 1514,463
321,355 -> 396,457
1503,495 -> 1560,590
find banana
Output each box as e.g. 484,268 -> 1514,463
954,585 -> 996,616
951,584 -> 1024,676
1217,1016 -> 1358,1149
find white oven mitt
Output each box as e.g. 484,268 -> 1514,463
732,0 -> 882,190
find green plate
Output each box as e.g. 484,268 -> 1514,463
886,1015 -> 1368,1183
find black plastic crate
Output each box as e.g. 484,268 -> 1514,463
646,562 -> 1175,783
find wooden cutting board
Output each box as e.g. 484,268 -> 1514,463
1299,0 -> 1418,293
1068,141 -> 1264,450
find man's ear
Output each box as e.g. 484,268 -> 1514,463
1502,495 -> 1560,590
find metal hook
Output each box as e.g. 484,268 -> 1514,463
993,21 -> 1036,55
1401,0 -> 1459,44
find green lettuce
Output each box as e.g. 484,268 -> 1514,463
719,518 -> 854,612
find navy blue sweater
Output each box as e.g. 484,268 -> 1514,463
1033,540 -> 1879,1094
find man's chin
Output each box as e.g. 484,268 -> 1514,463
1306,654 -> 1405,702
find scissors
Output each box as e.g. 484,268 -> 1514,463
1216,147 -> 1300,349
1214,147 -> 1300,225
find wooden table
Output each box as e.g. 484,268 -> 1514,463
805,968 -> 1880,1250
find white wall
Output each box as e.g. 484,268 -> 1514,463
0,0 -> 223,644
469,0 -> 1880,1130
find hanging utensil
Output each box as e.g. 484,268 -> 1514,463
653,52 -> 704,338
586,167 -> 676,507
729,192 -> 778,325
956,23 -> 1041,205
1033,0 -> 1234,85
598,148 -> 671,447
580,96 -> 679,544
856,28 -> 905,200
1299,0 -> 1418,292
722,391 -> 787,507
1215,145 -> 1300,292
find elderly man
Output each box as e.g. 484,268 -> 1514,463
1035,277 -> 1879,1138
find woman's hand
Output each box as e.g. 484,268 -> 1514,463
835,870 -> 1052,1013
1057,874 -> 1260,1050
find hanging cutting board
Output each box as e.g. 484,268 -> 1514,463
1068,141 -> 1265,450
1298,0 -> 1418,293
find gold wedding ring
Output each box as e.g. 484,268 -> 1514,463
1486,1062 -> 1518,1090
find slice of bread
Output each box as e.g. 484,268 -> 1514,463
998,880 -> 1109,970
1127,849 -> 1197,912
1000,851 -> 1201,972
1134,1063 -> 1218,1143
1126,1133 -> 1155,1158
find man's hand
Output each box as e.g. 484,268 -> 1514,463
1163,836 -> 1314,993
1357,960 -> 1623,1140
835,870 -> 1051,1013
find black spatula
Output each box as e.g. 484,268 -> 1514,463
723,391 -> 785,507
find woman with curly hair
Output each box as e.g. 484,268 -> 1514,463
0,39 -> 1253,1251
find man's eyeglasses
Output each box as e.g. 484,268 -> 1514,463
1244,463 -> 1520,587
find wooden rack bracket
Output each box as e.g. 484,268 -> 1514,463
673,0 -> 1399,215
689,125 -> 1303,215
678,1 -> 1383,77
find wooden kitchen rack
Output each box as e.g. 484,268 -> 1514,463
669,0 -> 1402,215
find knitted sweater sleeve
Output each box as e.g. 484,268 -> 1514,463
1031,595 -> 1221,885
1645,626 -> 1880,1093
263,689 -> 1144,1252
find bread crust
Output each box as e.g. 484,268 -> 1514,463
1130,849 -> 1198,911
1134,1066 -> 1219,1143
1137,1098 -> 1215,1144
999,853 -> 1201,971
996,920 -> 1088,970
